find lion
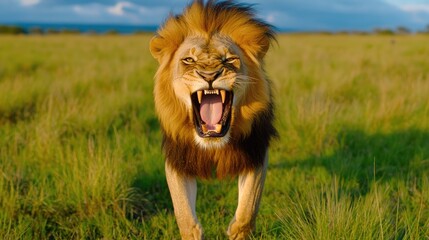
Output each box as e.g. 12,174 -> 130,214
150,0 -> 277,239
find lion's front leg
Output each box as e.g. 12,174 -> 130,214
227,153 -> 268,240
165,161 -> 203,240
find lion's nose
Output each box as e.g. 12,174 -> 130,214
196,69 -> 222,82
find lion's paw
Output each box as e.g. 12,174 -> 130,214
180,223 -> 203,240
227,220 -> 254,240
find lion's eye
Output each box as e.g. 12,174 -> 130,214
182,57 -> 196,64
225,57 -> 239,64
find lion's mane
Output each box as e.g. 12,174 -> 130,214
150,0 -> 277,179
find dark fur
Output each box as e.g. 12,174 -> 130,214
163,103 -> 277,179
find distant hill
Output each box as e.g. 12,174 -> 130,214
2,23 -> 158,34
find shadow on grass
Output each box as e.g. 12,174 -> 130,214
273,128 -> 429,195
0,101 -> 37,124
131,169 -> 172,218
123,116 -> 173,221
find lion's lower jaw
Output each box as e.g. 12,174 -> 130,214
193,131 -> 231,149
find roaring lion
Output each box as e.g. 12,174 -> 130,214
150,0 -> 276,239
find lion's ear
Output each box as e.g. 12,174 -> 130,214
250,36 -> 271,60
229,24 -> 273,63
150,36 -> 166,62
257,37 -> 271,59
236,35 -> 271,64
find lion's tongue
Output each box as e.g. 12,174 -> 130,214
200,95 -> 223,130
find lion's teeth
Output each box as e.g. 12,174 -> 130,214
197,91 -> 203,104
215,124 -> 222,133
203,89 -> 220,95
220,90 -> 226,103
201,124 -> 223,134
201,124 -> 208,133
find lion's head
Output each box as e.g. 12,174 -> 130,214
150,0 -> 275,149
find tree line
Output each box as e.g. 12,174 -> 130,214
0,25 -> 151,35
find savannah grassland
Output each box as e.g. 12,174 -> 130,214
0,33 -> 428,239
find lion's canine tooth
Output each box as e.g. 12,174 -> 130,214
215,124 -> 222,133
197,91 -> 203,104
220,90 -> 226,103
201,124 -> 208,133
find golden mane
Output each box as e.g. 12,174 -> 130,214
151,0 -> 275,63
150,0 -> 277,178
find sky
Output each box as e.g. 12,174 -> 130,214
0,0 -> 429,31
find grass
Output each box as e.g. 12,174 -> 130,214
0,34 -> 428,239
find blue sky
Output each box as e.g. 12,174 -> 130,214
0,0 -> 429,31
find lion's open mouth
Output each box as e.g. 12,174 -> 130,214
191,89 -> 233,138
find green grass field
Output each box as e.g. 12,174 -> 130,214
0,34 -> 428,239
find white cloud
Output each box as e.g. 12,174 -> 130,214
266,13 -> 275,24
400,4 -> 429,14
138,6 -> 149,14
73,4 -> 102,16
20,0 -> 40,7
107,1 -> 134,16
103,2 -> 171,24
